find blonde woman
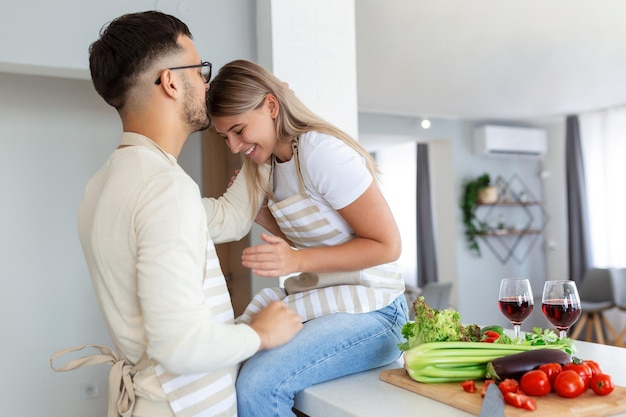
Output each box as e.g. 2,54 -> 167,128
207,60 -> 408,417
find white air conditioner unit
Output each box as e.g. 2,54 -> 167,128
473,125 -> 547,158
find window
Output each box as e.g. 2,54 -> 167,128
579,107 -> 626,267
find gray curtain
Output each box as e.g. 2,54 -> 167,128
565,115 -> 591,284
416,143 -> 438,287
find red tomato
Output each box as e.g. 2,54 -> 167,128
520,370 -> 551,396
461,380 -> 477,393
583,360 -> 602,377
538,362 -> 562,387
590,373 -> 614,396
498,378 -> 519,396
504,392 -> 537,411
482,330 -> 500,343
481,380 -> 494,398
563,362 -> 593,386
554,370 -> 587,398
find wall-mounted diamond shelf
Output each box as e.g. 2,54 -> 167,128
475,174 -> 550,264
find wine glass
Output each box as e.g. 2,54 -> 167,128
541,280 -> 582,339
498,278 -> 534,340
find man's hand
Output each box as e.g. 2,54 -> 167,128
248,301 -> 302,350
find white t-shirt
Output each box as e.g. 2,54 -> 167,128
272,131 -> 373,235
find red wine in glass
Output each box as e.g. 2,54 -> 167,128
499,298 -> 534,324
541,280 -> 581,339
541,299 -> 582,337
498,279 -> 534,340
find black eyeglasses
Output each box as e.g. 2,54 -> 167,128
154,61 -> 212,85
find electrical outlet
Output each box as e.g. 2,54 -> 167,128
80,381 -> 99,400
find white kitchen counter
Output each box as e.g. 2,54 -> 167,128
294,339 -> 626,417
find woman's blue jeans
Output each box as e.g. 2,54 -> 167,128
236,295 -> 408,416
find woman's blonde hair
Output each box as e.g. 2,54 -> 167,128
207,59 -> 378,205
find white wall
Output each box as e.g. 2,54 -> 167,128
262,0 -> 359,138
0,0 -> 257,80
1,73 -> 118,417
0,2 -> 256,417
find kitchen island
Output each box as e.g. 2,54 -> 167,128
294,338 -> 626,417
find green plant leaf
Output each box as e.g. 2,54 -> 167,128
460,173 -> 491,256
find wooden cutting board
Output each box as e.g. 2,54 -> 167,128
380,368 -> 626,417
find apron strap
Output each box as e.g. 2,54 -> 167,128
269,137 -> 306,203
290,138 -> 307,194
50,344 -> 151,417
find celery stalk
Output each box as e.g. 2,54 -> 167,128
403,341 -> 571,383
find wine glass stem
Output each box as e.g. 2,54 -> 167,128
559,329 -> 567,339
513,324 -> 521,340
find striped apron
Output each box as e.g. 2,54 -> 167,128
153,238 -> 238,417
238,139 -> 404,324
51,237 -> 239,417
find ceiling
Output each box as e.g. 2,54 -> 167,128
355,0 -> 626,121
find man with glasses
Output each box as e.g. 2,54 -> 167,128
154,61 -> 212,85
56,11 -> 302,417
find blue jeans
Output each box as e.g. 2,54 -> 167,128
236,295 -> 408,417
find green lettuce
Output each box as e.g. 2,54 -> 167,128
399,296 -> 481,351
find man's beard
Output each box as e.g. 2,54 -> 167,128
182,77 -> 210,133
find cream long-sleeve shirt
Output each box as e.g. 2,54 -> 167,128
77,133 -> 261,412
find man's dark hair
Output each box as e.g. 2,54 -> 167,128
88,11 -> 192,109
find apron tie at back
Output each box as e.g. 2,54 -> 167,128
50,344 -> 150,417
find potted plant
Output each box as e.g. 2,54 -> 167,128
460,173 -> 493,256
